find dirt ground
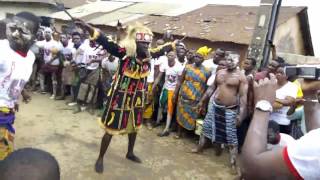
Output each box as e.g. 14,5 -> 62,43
15,93 -> 236,180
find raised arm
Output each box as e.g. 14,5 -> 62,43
241,75 -> 294,179
238,73 -> 248,124
76,20 -> 126,59
149,41 -> 177,59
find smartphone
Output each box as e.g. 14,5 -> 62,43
285,65 -> 320,80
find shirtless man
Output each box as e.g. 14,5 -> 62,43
194,55 -> 248,171
238,57 -> 257,149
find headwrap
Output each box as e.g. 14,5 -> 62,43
196,46 -> 212,59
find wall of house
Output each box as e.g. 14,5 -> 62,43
274,15 -> 306,55
0,2 -> 56,20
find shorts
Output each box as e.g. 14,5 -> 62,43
159,88 -> 174,116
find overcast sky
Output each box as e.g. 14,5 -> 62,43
139,0 -> 319,56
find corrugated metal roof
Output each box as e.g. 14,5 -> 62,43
86,1 -> 207,26
0,0 -> 55,5
0,0 -> 90,9
51,1 -> 208,23
60,0 -> 88,9
88,11 -> 144,26
119,2 -> 181,15
50,2 -> 305,45
50,1 -> 133,20
126,5 -> 305,45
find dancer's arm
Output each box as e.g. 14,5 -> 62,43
149,40 -> 178,58
76,20 -> 126,59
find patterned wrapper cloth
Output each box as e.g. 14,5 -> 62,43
0,111 -> 15,160
176,64 -> 210,130
202,97 -> 238,145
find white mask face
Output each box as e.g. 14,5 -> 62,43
6,16 -> 35,51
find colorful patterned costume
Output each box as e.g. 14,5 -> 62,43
176,64 -> 210,130
143,83 -> 153,119
92,30 -> 174,135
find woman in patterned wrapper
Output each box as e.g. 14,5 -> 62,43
76,20 -> 178,173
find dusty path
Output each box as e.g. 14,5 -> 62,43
15,93 -> 235,180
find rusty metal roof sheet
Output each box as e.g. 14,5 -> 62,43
88,11 -> 144,26
50,1 -> 133,20
126,5 -> 305,45
0,0 -> 91,9
51,1 -> 207,24
0,0 -> 56,5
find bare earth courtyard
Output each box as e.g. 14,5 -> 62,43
15,93 -> 235,180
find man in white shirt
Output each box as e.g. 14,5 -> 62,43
175,42 -> 187,67
152,51 -> 184,136
241,74 -> 320,179
67,32 -> 87,106
0,11 -> 39,160
202,48 -> 226,86
271,65 -> 298,134
56,33 -> 75,100
37,28 -> 61,99
75,41 -> 102,113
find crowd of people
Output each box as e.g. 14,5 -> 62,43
0,11 -> 319,180
26,21 -> 315,175
26,26 -> 119,114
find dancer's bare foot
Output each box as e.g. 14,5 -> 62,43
126,153 -> 142,163
94,158 -> 104,173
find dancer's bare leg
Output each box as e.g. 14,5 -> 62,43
126,132 -> 142,163
94,132 -> 112,173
